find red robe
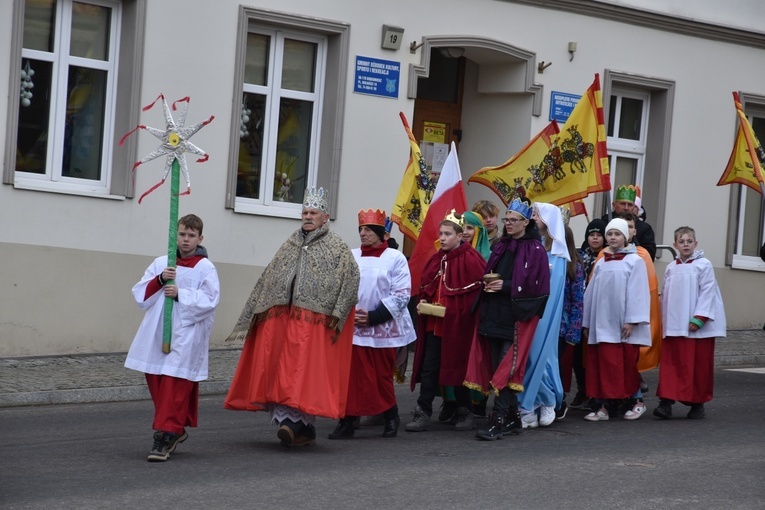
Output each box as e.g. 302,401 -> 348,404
410,243 -> 485,389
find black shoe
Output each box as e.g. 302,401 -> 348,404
438,400 -> 457,422
687,404 -> 706,420
502,411 -> 523,436
476,414 -> 504,441
147,431 -> 171,462
167,429 -> 188,454
653,400 -> 673,420
555,401 -> 568,421
382,414 -> 400,438
471,399 -> 487,417
569,392 -> 588,409
328,418 -> 355,439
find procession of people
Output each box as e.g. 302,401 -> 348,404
128,185 -> 727,459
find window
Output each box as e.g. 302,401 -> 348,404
729,93 -> 765,271
5,0 -> 146,198
606,89 -> 650,200
226,7 -> 350,218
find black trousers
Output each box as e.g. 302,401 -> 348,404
486,335 -> 519,419
417,332 -> 470,416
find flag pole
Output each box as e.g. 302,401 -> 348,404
162,158 -> 180,354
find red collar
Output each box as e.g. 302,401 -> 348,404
360,244 -> 387,257
603,252 -> 627,261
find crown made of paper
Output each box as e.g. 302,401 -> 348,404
303,186 -> 329,212
559,205 -> 571,226
507,198 -> 532,219
358,209 -> 386,227
615,185 -> 638,203
444,209 -> 465,229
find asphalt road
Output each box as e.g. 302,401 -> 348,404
1,368 -> 764,510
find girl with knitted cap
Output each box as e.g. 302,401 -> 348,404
581,218 -> 651,422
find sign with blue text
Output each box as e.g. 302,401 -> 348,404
354,56 -> 400,99
550,91 -> 582,123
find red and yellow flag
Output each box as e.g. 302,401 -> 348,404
391,112 -> 438,241
469,74 -> 610,207
717,91 -> 765,195
468,121 -> 559,205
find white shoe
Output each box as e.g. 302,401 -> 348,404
521,412 -> 539,429
584,405 -> 609,422
623,401 -> 646,421
539,406 -> 555,427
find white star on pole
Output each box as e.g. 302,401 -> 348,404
119,93 -> 214,203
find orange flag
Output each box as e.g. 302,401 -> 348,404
717,91 -> 765,195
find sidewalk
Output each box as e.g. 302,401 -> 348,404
1,330 -> 764,408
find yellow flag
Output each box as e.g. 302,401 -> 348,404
391,112 -> 437,241
717,92 -> 765,195
470,74 -> 611,206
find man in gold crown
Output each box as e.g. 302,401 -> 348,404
327,209 -> 416,440
224,187 -> 360,448
602,185 -> 656,260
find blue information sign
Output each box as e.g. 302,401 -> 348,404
354,55 -> 400,99
550,91 -> 582,123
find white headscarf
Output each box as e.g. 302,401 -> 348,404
535,202 -> 570,261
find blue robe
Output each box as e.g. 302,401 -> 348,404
517,252 -> 565,412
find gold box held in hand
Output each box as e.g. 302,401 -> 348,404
418,302 -> 446,317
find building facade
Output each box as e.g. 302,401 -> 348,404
2,0 -> 765,356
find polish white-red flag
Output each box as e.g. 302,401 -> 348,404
408,141 -> 468,293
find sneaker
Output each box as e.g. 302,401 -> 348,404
147,431 -> 171,462
405,406 -> 431,432
555,401 -> 568,421
438,401 -> 457,422
471,399 -> 487,418
539,406 -> 555,427
569,392 -> 588,409
624,400 -> 646,420
584,405 -> 609,422
453,407 -> 474,431
476,414 -> 504,441
521,412 -> 539,429
653,401 -> 673,420
167,430 -> 188,454
687,404 -> 706,420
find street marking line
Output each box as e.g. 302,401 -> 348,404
726,367 -> 765,374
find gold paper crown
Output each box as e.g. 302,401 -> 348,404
444,209 -> 465,229
358,209 -> 387,227
615,185 -> 638,203
303,186 -> 329,213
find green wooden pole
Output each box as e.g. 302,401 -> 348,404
162,157 -> 180,354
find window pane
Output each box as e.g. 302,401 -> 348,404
607,95 -> 617,137
236,93 -> 267,199
281,39 -> 316,92
62,66 -> 107,180
70,2 -> 111,60
23,0 -> 56,52
16,59 -> 53,174
618,97 -> 643,140
613,156 -> 637,190
245,33 -> 269,86
742,186 -> 763,256
273,99 -> 313,203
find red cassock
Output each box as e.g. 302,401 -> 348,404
656,336 -> 715,403
410,243 -> 485,390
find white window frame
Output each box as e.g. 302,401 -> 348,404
15,0 -> 121,197
606,88 -> 650,203
235,29 -> 326,218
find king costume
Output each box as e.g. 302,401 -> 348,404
656,249 -> 726,409
224,188 -> 360,447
